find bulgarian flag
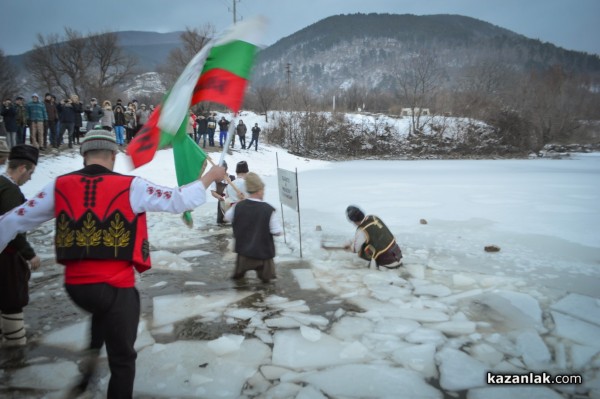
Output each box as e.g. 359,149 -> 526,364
127,16 -> 266,169
127,16 -> 265,226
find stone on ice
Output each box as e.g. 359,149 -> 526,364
392,343 -> 437,379
551,293 -> 600,327
272,330 -> 366,369
515,330 -> 551,369
467,386 -> 565,399
429,321 -> 477,336
552,311 -> 600,348
437,347 -> 488,390
207,334 -> 245,355
290,364 -> 441,398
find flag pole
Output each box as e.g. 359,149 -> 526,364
218,113 -> 238,166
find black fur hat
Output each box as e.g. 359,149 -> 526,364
346,205 -> 365,222
9,145 -> 39,165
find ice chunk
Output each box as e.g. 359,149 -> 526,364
134,339 -> 270,398
272,330 -> 366,369
453,273 -> 477,287
496,290 -> 542,326
405,327 -> 446,346
261,382 -> 302,398
282,311 -> 329,327
437,347 -> 487,390
468,343 -> 504,367
467,386 -> 564,399
340,341 -> 369,359
414,283 -> 452,297
150,250 -> 192,271
430,321 -> 477,336
10,361 -> 79,390
571,344 -> 600,370
404,263 -> 426,279
149,281 -> 167,288
300,325 -> 322,342
291,269 -> 319,290
179,249 -> 210,258
42,320 -> 88,351
330,316 -> 374,341
392,343 -> 437,379
224,308 -> 259,320
551,311 -> 600,348
207,334 -> 245,355
551,293 -> 600,327
260,365 -> 294,380
374,318 -> 420,336
515,330 -> 551,369
265,316 -> 303,328
296,385 -> 328,399
152,291 -> 252,326
470,293 -> 541,330
291,364 -> 441,398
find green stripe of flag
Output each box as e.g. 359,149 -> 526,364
201,40 -> 258,79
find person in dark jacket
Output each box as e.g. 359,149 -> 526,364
196,115 -> 208,148
218,116 -> 229,147
84,98 -> 104,133
236,119 -> 247,149
113,104 -> 126,146
71,95 -> 84,145
14,97 -> 28,145
0,145 -> 41,346
57,97 -> 79,149
1,99 -> 17,149
44,93 -> 59,148
206,113 -> 217,147
248,123 -> 261,151
344,205 -> 403,269
224,172 -> 283,283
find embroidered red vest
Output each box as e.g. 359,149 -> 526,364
54,171 -> 151,273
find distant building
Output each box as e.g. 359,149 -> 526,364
401,107 -> 431,117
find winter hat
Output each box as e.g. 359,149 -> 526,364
9,145 -> 39,165
346,205 -> 365,223
32,93 -> 39,98
245,172 -> 264,194
236,160 -> 249,174
80,129 -> 118,155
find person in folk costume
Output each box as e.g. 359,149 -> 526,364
344,205 -> 403,270
224,172 -> 283,283
0,145 -> 41,347
0,129 -> 226,398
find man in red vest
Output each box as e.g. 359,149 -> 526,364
0,129 -> 225,399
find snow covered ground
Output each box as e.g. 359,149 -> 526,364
1,111 -> 599,398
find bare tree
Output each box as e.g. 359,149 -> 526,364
159,25 -> 215,87
88,32 -> 138,99
393,50 -> 443,135
25,28 -> 137,100
250,84 -> 280,122
0,49 -> 19,100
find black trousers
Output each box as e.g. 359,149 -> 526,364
66,283 -> 140,399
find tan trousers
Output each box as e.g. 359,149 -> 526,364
30,121 -> 44,148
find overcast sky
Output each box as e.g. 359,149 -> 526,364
1,0 -> 599,56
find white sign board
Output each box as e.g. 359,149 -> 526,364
277,168 -> 298,211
